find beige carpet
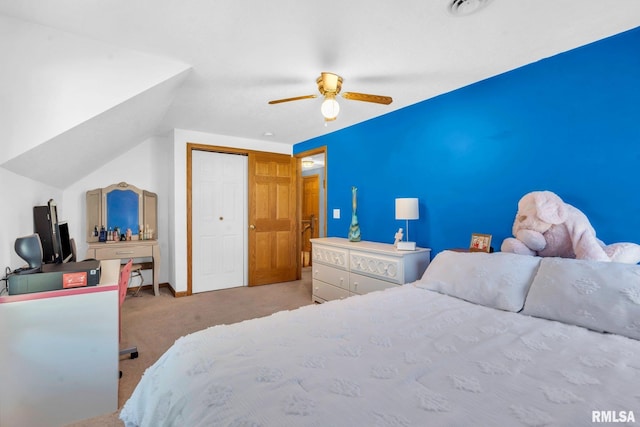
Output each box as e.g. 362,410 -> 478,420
66,268 -> 313,426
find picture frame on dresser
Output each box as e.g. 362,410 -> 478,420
469,233 -> 492,252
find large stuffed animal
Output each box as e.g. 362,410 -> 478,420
501,191 -> 640,264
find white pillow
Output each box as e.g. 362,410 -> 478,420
416,250 -> 542,312
522,257 -> 640,340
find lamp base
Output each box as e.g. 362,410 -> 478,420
397,241 -> 416,251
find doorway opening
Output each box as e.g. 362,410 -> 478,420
296,147 -> 327,267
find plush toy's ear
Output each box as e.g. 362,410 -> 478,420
533,191 -> 568,224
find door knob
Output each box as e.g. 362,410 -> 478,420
249,224 -> 256,230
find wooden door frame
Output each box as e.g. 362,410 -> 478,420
295,146 -> 327,274
187,143 -> 298,295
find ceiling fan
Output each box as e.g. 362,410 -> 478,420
268,72 -> 393,122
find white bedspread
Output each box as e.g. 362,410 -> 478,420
121,285 -> 640,426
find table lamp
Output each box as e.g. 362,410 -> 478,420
395,198 -> 419,250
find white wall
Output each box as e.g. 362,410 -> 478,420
63,134 -> 173,287
170,129 -> 292,293
0,169 -> 62,272
2,127 -> 292,294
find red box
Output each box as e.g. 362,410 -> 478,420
62,272 -> 88,288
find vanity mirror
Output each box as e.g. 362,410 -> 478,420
86,182 -> 157,242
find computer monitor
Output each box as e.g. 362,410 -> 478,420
58,221 -> 73,263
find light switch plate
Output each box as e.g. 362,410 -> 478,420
333,209 -> 340,219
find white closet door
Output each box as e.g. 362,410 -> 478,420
192,150 -> 247,292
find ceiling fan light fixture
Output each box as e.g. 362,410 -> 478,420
268,72 -> 391,121
321,96 -> 340,120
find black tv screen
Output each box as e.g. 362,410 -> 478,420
34,205 -> 58,263
58,221 -> 73,263
33,199 -> 69,264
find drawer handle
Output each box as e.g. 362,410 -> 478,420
116,251 -> 135,255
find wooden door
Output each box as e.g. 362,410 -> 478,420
301,174 -> 320,252
248,152 -> 298,286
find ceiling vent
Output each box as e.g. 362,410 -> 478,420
449,0 -> 491,16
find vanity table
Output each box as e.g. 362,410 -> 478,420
85,182 -> 160,296
86,240 -> 160,296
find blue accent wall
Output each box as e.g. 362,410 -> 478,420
294,27 -> 640,256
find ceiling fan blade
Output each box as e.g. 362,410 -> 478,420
342,92 -> 393,105
268,95 -> 317,104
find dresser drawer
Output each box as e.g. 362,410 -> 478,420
312,263 -> 348,290
349,272 -> 398,295
349,251 -> 403,284
312,244 -> 349,270
93,244 -> 153,259
312,279 -> 350,302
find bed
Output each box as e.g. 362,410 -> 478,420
120,251 -> 640,426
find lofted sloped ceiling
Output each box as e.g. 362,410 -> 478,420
0,14 -> 191,188
2,70 -> 190,188
0,1 -> 639,189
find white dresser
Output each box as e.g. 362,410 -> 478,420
311,237 -> 431,303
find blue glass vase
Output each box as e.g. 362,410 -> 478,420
348,186 -> 361,242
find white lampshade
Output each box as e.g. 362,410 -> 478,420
395,198 -> 419,220
321,97 -> 340,120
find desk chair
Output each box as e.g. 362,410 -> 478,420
119,259 -> 138,377
129,263 -> 144,296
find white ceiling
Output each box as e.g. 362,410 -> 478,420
1,0 -> 639,183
